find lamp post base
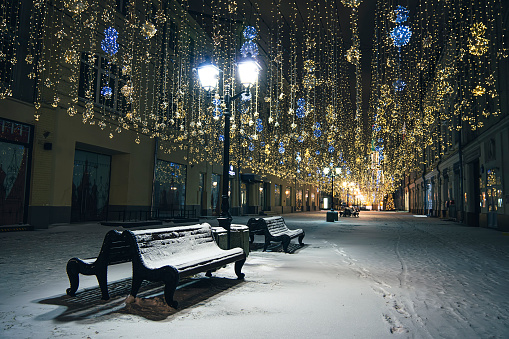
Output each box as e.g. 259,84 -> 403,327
326,211 -> 338,222
217,216 -> 233,248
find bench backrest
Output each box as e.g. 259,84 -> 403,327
126,223 -> 218,266
97,230 -> 132,265
261,216 -> 289,235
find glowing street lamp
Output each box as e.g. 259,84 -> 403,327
196,54 -> 260,249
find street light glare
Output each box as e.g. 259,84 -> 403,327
197,62 -> 220,91
238,56 -> 260,87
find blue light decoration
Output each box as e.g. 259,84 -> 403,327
241,26 -> 259,57
248,143 -> 255,151
390,25 -> 412,47
212,98 -> 221,106
278,142 -> 285,154
213,107 -> 223,117
241,91 -> 252,101
394,79 -> 406,91
256,118 -> 263,132
261,142 -> 265,147
296,152 -> 301,162
394,5 -> 409,24
296,98 -> 306,118
314,122 -> 322,138
101,86 -> 112,98
296,107 -> 306,118
101,27 -> 119,56
315,150 -> 320,155
373,124 -> 381,132
243,26 -> 257,40
219,135 -> 224,141
328,145 -> 335,153
297,169 -> 300,173
298,136 -> 304,142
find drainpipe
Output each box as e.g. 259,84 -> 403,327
150,137 -> 159,218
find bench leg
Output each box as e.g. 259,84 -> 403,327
298,231 -> 305,246
263,236 -> 271,252
66,258 -> 80,297
96,270 -> 110,300
281,235 -> 291,253
161,266 -> 180,308
234,258 -> 246,280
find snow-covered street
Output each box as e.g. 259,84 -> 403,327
1,211 -> 509,338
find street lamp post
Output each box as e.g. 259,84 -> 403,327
324,166 -> 341,222
197,55 -> 260,249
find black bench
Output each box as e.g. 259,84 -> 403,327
249,216 -> 305,253
65,223 -> 246,308
66,230 -> 131,301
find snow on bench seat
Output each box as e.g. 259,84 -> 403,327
125,223 -> 246,308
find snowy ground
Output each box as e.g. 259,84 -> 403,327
1,211 -> 509,338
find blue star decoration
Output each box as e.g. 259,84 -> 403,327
101,27 -> 119,56
390,25 -> 412,47
395,5 -> 409,24
394,79 -> 406,91
278,142 -> 285,154
256,118 -> 263,132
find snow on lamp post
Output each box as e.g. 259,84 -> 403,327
196,54 -> 260,249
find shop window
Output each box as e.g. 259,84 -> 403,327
71,150 -> 111,222
274,184 -> 281,206
154,160 -> 187,211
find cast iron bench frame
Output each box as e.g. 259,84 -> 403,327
248,216 -> 305,253
65,223 -> 246,308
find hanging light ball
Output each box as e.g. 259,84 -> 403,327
248,143 -> 255,151
243,26 -> 257,40
393,79 -> 406,91
101,86 -> 113,98
241,40 -> 259,57
390,25 -> 412,47
101,27 -> 119,56
297,98 -> 306,107
328,145 -> 335,153
296,106 -> 306,118
278,142 -> 285,154
394,5 -> 409,24
141,21 -> 157,39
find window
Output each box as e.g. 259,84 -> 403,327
285,186 -> 291,206
78,52 -> 130,114
154,160 -> 187,211
274,184 -> 281,206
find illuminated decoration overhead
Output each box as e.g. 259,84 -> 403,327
468,22 -> 489,56
296,98 -> 306,118
472,85 -> 486,96
243,26 -> 257,40
346,46 -> 361,65
241,26 -> 259,57
141,21 -> 157,39
393,79 -> 406,91
248,143 -> 255,151
278,142 -> 285,154
328,145 -> 335,153
64,0 -> 88,14
314,122 -> 322,138
390,25 -> 412,47
101,86 -> 112,98
121,81 -> 134,102
341,0 -> 361,8
303,60 -> 318,89
101,27 -> 119,56
394,5 -> 409,24
256,118 -> 263,132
